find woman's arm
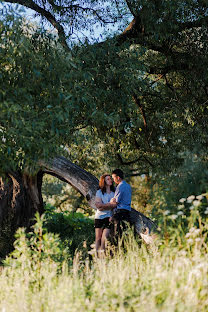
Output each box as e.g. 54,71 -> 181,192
95,197 -> 117,211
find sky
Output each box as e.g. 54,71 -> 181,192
0,1 -> 131,44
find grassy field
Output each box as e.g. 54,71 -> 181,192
0,218 -> 207,312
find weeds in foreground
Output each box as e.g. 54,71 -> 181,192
0,212 -> 207,312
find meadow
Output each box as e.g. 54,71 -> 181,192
0,197 -> 207,312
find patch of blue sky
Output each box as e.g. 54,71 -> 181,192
0,1 -> 132,45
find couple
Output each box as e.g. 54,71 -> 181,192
94,169 -> 132,254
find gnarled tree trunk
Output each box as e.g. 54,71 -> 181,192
0,170 -> 44,257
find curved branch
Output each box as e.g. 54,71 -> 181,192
4,0 -> 70,51
40,156 -> 99,209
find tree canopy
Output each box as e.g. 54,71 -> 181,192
1,0 -> 208,176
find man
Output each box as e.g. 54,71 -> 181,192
111,169 -> 132,237
96,168 -> 132,239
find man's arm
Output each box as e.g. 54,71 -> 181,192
95,197 -> 117,211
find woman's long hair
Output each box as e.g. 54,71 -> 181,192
99,174 -> 115,194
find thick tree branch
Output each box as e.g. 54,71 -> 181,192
125,0 -> 137,17
40,156 -> 99,209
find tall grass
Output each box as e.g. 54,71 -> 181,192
0,217 -> 207,312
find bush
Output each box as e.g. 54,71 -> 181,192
44,205 -> 94,256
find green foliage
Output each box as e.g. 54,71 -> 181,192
146,155 -> 208,241
44,205 -> 94,255
1,1 -> 208,177
4,213 -> 69,268
42,174 -> 94,214
0,15 -> 73,171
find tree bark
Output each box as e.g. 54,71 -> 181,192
41,156 -> 99,209
0,170 -> 44,257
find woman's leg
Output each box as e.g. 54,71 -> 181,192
95,228 -> 103,252
101,228 -> 111,250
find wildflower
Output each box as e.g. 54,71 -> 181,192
177,204 -> 184,210
194,229 -> 200,235
193,200 -> 200,207
187,238 -> 194,244
187,195 -> 195,203
164,210 -> 170,215
188,268 -> 201,279
195,237 -> 201,242
179,198 -> 186,203
170,214 -> 178,220
189,205 -> 194,210
177,211 -> 183,216
185,233 -> 191,238
179,250 -> 187,256
189,227 -> 195,233
196,195 -> 203,200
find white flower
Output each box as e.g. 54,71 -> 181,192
179,250 -> 187,256
187,238 -> 194,244
195,237 -> 201,242
170,214 -> 178,220
196,195 -> 203,200
189,227 -> 195,233
189,205 -> 194,210
187,195 -> 195,200
177,211 -> 183,216
193,200 -> 200,207
187,195 -> 195,203
177,204 -> 184,210
179,198 -> 186,203
164,210 -> 170,215
185,233 -> 191,238
194,229 -> 200,235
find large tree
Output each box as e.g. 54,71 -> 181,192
0,0 -> 207,253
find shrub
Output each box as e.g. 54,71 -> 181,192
44,205 -> 94,256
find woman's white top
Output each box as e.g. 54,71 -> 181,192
95,189 -> 115,219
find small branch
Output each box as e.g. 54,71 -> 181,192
117,154 -> 142,165
142,155 -> 154,167
150,74 -> 164,87
164,75 -> 175,92
133,94 -> 148,131
50,3 -> 118,24
132,137 -> 154,167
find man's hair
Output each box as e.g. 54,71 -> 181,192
112,169 -> 124,179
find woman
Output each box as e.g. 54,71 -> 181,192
94,174 -> 115,255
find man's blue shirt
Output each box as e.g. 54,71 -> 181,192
114,180 -> 132,211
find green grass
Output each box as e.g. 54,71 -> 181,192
0,221 -> 207,312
